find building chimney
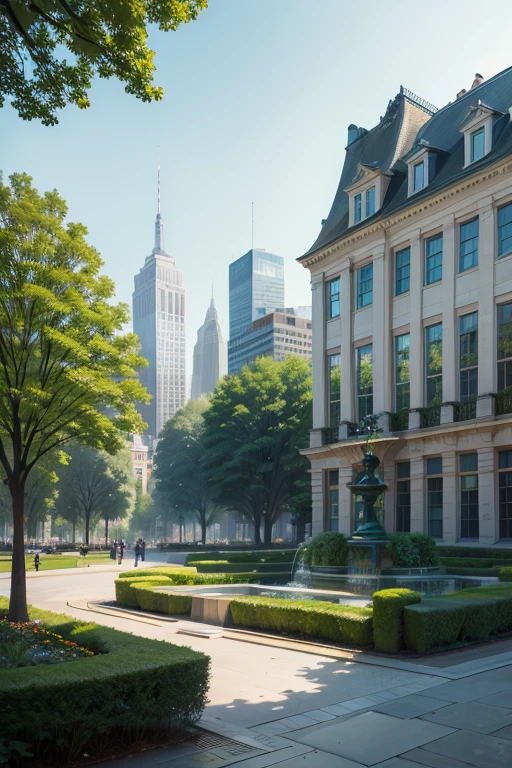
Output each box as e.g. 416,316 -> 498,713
456,88 -> 467,100
471,73 -> 484,89
347,124 -> 359,146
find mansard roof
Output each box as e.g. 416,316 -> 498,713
301,66 -> 512,261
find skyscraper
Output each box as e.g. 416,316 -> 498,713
191,296 -> 227,399
229,249 -> 285,340
132,166 -> 186,444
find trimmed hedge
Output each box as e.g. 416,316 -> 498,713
500,567 -> 512,582
118,566 -> 198,579
372,589 -> 421,653
444,566 -> 501,577
437,546 -> 512,560
229,596 -> 373,647
302,532 -> 348,567
185,550 -> 296,565
0,598 -> 209,762
186,561 -> 292,574
404,599 -> 466,653
385,533 -> 440,568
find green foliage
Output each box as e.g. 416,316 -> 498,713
0,174 -> 149,622
372,589 -> 421,653
445,567 -> 501,577
1,0 -> 208,125
302,532 -> 348,567
354,414 -> 383,451
0,597 -> 209,762
186,561 -> 292,574
500,567 -> 512,582
404,600 -> 466,653
385,533 -> 440,568
203,355 -> 312,545
118,566 -> 197,579
229,596 -> 373,647
185,550 -> 296,565
130,582 -> 193,615
437,546 -> 512,560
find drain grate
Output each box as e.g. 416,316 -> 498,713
188,730 -> 255,755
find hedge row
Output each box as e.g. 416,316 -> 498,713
444,566 -> 501,577
437,546 -> 512,560
0,597 -> 209,762
440,557 -> 512,568
372,589 -> 421,653
229,596 -> 373,647
404,584 -> 512,653
185,562 -> 292,574
185,550 -> 296,565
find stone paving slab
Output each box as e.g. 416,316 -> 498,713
477,690 -> 512,708
416,676 -> 512,702
232,748 -> 365,768
421,728 -> 512,768
373,759 -> 437,768
371,694 -> 452,719
420,700 -> 512,733
288,711 -> 456,766
400,749 -> 475,768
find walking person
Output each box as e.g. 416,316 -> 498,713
34,553 -> 40,572
134,540 -> 141,568
141,538 -> 146,562
117,539 -> 124,565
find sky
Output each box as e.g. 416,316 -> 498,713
2,0 -> 512,379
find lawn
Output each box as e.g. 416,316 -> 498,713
0,553 -> 113,572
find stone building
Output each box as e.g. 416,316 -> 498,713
130,434 -> 149,494
299,67 -> 512,546
191,297 -> 227,399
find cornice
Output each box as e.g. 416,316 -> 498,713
300,156 -> 512,270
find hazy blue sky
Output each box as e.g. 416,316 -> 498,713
2,0 -> 512,377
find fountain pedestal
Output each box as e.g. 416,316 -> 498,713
346,539 -> 389,570
348,450 -> 388,541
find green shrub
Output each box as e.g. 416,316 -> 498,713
452,585 -> 512,632
372,589 -> 421,653
385,533 -> 440,568
404,599 -> 466,653
187,561 -> 292,574
500,567 -> 512,582
229,596 -> 373,647
302,532 -> 348,567
444,566 -> 500,577
441,557 -> 495,568
118,566 -> 197,579
185,550 -> 296,565
437,546 -> 512,560
115,576 -> 175,607
0,598 -> 209,763
66,622 -> 108,655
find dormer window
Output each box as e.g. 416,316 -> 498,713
460,102 -> 502,168
345,164 -> 390,227
366,186 -> 376,216
354,194 -> 362,224
413,161 -> 425,192
405,141 -> 441,197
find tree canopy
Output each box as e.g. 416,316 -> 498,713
0,173 -> 149,620
0,0 -> 207,125
154,397 -> 220,544
203,356 -> 312,545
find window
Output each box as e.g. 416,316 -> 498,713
395,247 -> 410,295
356,344 -> 373,420
395,333 -> 410,411
425,234 -> 443,285
498,203 -> 512,258
459,218 -> 479,272
286,317 -> 296,326
460,453 -> 479,539
497,303 -> 512,390
356,264 -> 373,309
328,353 -> 341,428
459,312 -> 478,401
470,127 -> 485,162
427,457 -> 443,538
354,193 -> 362,224
327,470 -> 339,532
425,323 -> 442,406
413,161 -> 424,192
366,186 -> 376,217
396,461 -> 411,533
499,450 -> 512,538
327,278 -> 340,319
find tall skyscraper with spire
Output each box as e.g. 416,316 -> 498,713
191,295 -> 227,399
132,163 -> 186,444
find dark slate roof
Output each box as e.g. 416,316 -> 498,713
301,66 -> 512,260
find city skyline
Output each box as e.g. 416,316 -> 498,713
191,296 -> 228,399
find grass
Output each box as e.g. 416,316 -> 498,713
0,553 -> 113,572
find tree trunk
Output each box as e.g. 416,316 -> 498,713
253,510 -> 262,546
263,513 -> 273,546
104,518 -> 109,547
201,518 -> 206,545
85,510 -> 90,545
72,520 -> 76,543
8,478 -> 28,622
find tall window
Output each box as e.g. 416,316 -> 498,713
354,194 -> 362,224
497,303 -> 512,391
356,264 -> 373,309
413,161 -> 424,192
499,450 -> 512,539
327,278 -> 340,319
459,312 -> 478,400
498,203 -> 512,258
459,218 -> 479,272
395,333 -> 410,411
427,457 -> 443,538
366,186 -> 376,217
460,454 -> 479,539
395,246 -> 410,295
471,127 -> 485,162
425,234 -> 443,285
356,344 -> 373,420
396,461 -> 411,533
328,353 -> 341,428
425,323 -> 442,406
327,470 -> 339,532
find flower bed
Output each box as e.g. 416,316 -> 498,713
0,617 -> 94,668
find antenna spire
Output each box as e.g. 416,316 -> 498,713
157,149 -> 161,215
154,149 -> 164,254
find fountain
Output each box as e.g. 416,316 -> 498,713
347,446 -> 388,570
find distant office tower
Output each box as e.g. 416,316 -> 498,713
229,249 -> 285,339
228,309 -> 312,374
191,297 -> 228,399
132,167 -> 186,444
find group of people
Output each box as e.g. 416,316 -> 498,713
109,538 -> 146,566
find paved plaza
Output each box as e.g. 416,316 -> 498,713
5,556 -> 512,767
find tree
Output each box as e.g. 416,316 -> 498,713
203,356 -> 312,545
0,173 -> 148,621
0,0 -> 207,125
129,479 -> 155,541
154,398 -> 220,544
54,443 -> 134,545
0,455 -> 59,537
